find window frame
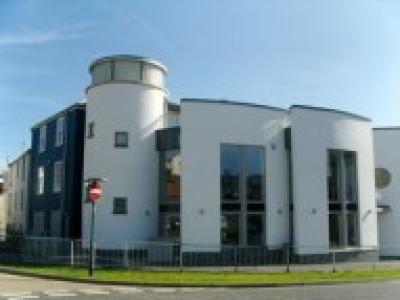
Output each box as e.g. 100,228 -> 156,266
55,116 -> 65,147
113,197 -> 128,215
114,131 -> 129,148
53,161 -> 64,193
39,125 -> 46,153
37,166 -> 45,195
87,122 -> 95,138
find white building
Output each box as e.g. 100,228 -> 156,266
0,173 -> 6,238
374,127 -> 400,256
82,54 -> 378,257
5,150 -> 30,236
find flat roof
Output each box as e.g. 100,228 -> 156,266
89,54 -> 167,73
290,105 -> 371,122
181,98 -> 287,112
373,126 -> 400,131
8,149 -> 31,167
32,102 -> 86,130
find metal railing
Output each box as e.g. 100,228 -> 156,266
0,235 -> 397,272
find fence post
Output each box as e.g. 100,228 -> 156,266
234,247 -> 239,272
332,250 -> 337,273
123,243 -> 129,268
179,241 -> 183,272
285,244 -> 290,273
70,240 -> 74,266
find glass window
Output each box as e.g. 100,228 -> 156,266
329,213 -> 341,248
221,145 -> 241,201
328,151 -> 340,202
53,161 -> 63,193
247,214 -> 263,246
327,150 -> 359,248
375,167 -> 391,189
221,214 -> 240,245
87,122 -> 95,138
92,62 -> 112,85
55,116 -> 65,147
115,131 -> 128,148
245,147 -> 264,202
344,152 -> 357,203
39,125 -> 46,153
142,64 -> 165,88
113,197 -> 127,215
164,150 -> 181,202
37,166 -> 44,195
159,213 -> 180,238
347,213 -> 359,247
114,61 -> 141,81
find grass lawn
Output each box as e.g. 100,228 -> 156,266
2,264 -> 400,286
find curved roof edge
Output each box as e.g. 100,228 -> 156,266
89,54 -> 167,73
181,98 -> 287,112
290,105 -> 371,122
373,126 -> 400,131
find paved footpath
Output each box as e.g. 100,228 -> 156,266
1,272 -> 400,299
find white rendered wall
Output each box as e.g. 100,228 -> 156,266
5,153 -> 29,235
181,101 -> 289,252
83,83 -> 166,248
374,129 -> 400,256
290,108 -> 377,254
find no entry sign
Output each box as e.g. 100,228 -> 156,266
89,180 -> 102,202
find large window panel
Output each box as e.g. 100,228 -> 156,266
247,214 -> 263,246
221,214 -> 240,246
159,213 -> 180,238
245,147 -> 264,202
327,150 -> 359,249
347,213 -> 359,247
221,145 -> 241,201
344,152 -> 357,203
329,213 -> 342,248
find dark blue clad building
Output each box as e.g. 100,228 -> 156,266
29,103 -> 86,239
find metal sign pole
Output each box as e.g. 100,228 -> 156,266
89,200 -> 95,277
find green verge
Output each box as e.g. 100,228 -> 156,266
2,264 -> 400,286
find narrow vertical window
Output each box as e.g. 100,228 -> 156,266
39,125 -> 46,153
55,116 -> 65,147
53,161 -> 63,193
37,166 -> 44,195
87,122 -> 95,138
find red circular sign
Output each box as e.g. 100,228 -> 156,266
89,181 -> 102,202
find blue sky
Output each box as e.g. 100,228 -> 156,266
1,0 -> 400,170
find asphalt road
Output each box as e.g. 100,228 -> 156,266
0,273 -> 399,299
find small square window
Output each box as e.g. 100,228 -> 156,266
115,131 -> 128,148
113,197 -> 127,215
87,122 -> 95,138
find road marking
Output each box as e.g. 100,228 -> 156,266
5,296 -> 39,300
150,288 -> 177,293
43,290 -> 77,297
80,289 -> 110,295
181,287 -> 205,292
112,287 -> 144,294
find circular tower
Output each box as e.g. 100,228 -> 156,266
83,55 -> 167,247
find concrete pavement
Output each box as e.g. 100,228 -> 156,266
0,272 -> 399,299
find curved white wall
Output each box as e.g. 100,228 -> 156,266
290,107 -> 377,254
181,100 -> 289,252
83,83 -> 166,248
374,128 -> 400,256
